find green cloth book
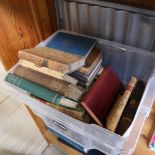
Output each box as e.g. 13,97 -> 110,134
5,73 -> 78,109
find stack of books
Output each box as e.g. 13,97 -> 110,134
5,30 -> 145,135
5,31 -> 100,123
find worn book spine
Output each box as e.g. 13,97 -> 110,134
75,48 -> 102,76
18,50 -> 68,73
5,73 -> 78,109
106,76 -> 138,132
45,102 -> 90,122
13,65 -> 82,101
19,60 -> 78,85
116,81 -> 145,135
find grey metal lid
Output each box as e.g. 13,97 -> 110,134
55,0 -> 155,52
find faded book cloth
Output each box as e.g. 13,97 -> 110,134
106,76 -> 138,132
5,73 -> 78,109
19,59 -> 78,85
13,65 -> 83,101
0,90 -> 47,155
19,31 -> 96,74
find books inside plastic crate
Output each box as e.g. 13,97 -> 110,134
1,32 -> 155,155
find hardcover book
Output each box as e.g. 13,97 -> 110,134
46,103 -> 89,122
81,66 -> 122,126
70,59 -> 102,83
38,97 -> 90,123
13,65 -> 83,101
116,80 -> 145,135
106,76 -> 138,132
19,60 -> 78,85
77,62 -> 102,88
46,31 -> 96,58
71,48 -> 102,77
19,31 -> 96,74
5,73 -> 78,109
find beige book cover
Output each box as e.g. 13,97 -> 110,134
18,47 -> 83,74
19,59 -> 78,85
106,76 -> 138,132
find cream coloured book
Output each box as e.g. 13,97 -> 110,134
19,59 -> 78,85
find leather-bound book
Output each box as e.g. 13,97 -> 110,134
116,81 -> 145,135
81,66 -> 122,126
5,73 -> 78,109
13,65 -> 82,101
106,76 -> 137,132
19,60 -> 78,85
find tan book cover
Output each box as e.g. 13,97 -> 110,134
18,47 -> 83,74
106,76 -> 138,132
13,65 -> 82,101
19,59 -> 78,85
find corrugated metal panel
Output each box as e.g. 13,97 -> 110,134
57,0 -> 155,52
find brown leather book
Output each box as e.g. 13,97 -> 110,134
116,80 -> 145,135
106,76 -> 137,132
13,65 -> 83,101
18,47 -> 82,74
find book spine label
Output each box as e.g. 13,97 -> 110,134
106,76 -> 137,132
19,51 -> 68,73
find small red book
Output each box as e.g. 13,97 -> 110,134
81,66 -> 122,126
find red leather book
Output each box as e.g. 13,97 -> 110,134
81,66 -> 122,126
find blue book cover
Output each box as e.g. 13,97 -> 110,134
46,31 -> 96,57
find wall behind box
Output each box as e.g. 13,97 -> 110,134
0,0 -> 57,70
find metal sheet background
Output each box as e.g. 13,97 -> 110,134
56,0 -> 155,52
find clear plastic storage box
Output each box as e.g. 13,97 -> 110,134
1,0 -> 155,154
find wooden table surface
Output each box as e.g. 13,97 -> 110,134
30,102 -> 155,155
